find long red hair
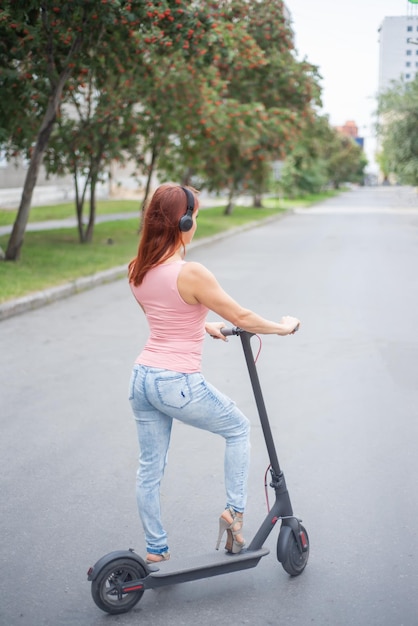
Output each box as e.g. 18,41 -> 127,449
128,183 -> 199,286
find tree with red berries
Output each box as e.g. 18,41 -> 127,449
157,0 -> 321,212
1,1 -> 149,259
221,0 -> 321,209
0,0 -> 218,257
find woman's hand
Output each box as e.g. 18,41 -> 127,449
279,316 -> 300,335
205,321 -> 228,341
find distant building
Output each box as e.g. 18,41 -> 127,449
378,15 -> 418,92
335,120 -> 364,150
335,120 -> 359,139
0,153 -> 76,209
377,13 -> 418,183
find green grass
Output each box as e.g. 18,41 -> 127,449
0,190 -> 339,226
0,221 -> 136,302
263,189 -> 339,209
0,204 -> 280,303
0,192 -> 337,304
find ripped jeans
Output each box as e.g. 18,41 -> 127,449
129,364 -> 251,556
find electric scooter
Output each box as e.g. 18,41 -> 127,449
87,327 -> 309,615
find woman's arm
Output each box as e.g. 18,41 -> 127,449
178,262 -> 300,336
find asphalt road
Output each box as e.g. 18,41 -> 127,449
1,185 -> 418,626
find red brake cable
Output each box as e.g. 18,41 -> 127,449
253,334 -> 272,512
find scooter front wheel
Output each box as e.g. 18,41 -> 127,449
278,524 -> 309,577
91,557 -> 146,614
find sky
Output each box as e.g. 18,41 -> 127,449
285,0 -> 418,172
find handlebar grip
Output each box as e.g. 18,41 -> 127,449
221,326 -> 240,337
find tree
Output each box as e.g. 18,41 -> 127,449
222,0 -> 321,207
43,0 -> 223,232
280,115 -> 336,197
197,101 -> 278,214
326,131 -> 367,189
377,77 -> 418,185
140,0 -> 267,211
44,79 -> 141,243
44,3 -> 159,242
375,151 -> 391,184
131,51 -> 220,214
1,1 -> 134,259
172,0 -> 322,212
1,0 -> 221,253
280,115 -> 367,196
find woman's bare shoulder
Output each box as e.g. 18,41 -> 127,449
178,262 -> 220,302
182,261 -> 214,279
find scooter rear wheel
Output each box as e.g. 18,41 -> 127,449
91,557 -> 146,614
280,524 -> 309,577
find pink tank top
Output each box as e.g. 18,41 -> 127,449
130,261 -> 208,373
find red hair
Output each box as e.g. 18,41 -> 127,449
128,183 -> 199,286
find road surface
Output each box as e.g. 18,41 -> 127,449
1,185 -> 417,625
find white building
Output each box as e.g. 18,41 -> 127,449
378,14 -> 418,93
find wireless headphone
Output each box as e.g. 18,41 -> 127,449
178,186 -> 195,232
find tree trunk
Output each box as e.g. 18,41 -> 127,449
5,95 -> 60,260
253,193 -> 263,208
4,28 -> 83,261
181,167 -> 193,187
85,174 -> 97,244
223,187 -> 235,215
74,170 -> 91,243
140,144 -> 158,221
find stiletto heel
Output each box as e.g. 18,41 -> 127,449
215,507 -> 245,554
215,517 -> 231,550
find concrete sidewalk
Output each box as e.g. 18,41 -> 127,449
0,211 -> 140,237
0,193 -> 250,237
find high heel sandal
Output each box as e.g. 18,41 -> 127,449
215,507 -> 245,554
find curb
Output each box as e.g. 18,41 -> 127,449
0,213 -> 288,322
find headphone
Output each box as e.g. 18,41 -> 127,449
178,186 -> 195,232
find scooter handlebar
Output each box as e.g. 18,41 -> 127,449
220,326 -> 241,337
221,325 -> 299,337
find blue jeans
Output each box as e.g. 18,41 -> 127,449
129,364 -> 251,555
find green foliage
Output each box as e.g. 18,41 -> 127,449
325,133 -> 367,189
0,0 -> 220,160
280,155 -> 328,197
280,114 -> 367,196
160,0 -> 321,207
375,151 -> 391,182
0,1 -> 138,153
1,0 -> 325,258
2,0 -> 220,241
377,77 -> 418,185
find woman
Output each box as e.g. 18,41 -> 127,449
128,183 -> 300,563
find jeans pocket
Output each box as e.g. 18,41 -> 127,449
128,367 -> 139,401
155,374 -> 191,409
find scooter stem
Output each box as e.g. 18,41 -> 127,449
239,330 -> 282,475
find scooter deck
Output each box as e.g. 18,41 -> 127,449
145,547 -> 270,587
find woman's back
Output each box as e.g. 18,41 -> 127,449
131,260 -> 208,373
